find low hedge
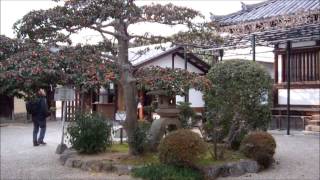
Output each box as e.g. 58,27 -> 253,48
240,131 -> 276,169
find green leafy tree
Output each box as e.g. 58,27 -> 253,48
12,0 -> 219,155
205,60 -> 272,148
177,102 -> 196,128
0,36 -> 116,99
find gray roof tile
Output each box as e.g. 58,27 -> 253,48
215,0 -> 320,25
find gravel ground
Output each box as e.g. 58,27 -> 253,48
219,130 -> 320,180
0,121 -> 136,180
1,121 -> 319,180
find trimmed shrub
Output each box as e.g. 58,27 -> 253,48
132,164 -> 203,180
67,113 -> 112,154
240,131 -> 276,169
177,101 -> 196,128
158,129 -> 207,167
205,60 -> 273,139
131,121 -> 151,155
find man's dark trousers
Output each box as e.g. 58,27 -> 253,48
33,120 -> 46,143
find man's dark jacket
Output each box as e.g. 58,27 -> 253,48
32,97 -> 50,127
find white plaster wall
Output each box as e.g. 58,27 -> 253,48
14,97 -> 26,113
145,54 -> 205,107
278,55 -> 282,83
176,89 -> 204,108
278,89 -> 320,105
173,56 -> 203,73
188,88 -> 205,107
145,54 -> 203,74
146,54 -> 172,68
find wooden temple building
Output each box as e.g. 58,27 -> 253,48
61,44 -> 210,122
211,0 -> 320,132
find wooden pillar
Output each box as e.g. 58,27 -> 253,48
184,46 -> 189,103
273,44 -> 279,106
252,34 -> 256,61
286,41 -> 292,135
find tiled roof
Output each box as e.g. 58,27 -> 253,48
213,0 -> 320,26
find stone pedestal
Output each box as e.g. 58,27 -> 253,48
148,91 -> 181,151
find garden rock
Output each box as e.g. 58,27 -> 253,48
239,159 -> 260,173
59,150 -> 138,175
114,164 -> 133,175
81,160 -> 102,172
201,159 -> 259,179
73,159 -> 82,168
227,162 -> 246,177
202,165 -> 223,179
65,158 -> 76,168
101,160 -> 115,172
59,149 -> 77,165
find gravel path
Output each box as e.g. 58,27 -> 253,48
1,122 -> 319,180
219,130 -> 320,180
0,121 -> 136,180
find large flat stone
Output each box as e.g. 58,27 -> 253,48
239,159 -> 260,173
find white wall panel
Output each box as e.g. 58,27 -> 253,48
278,89 -> 320,105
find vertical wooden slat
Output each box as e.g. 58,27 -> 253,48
307,52 -> 311,81
274,52 -> 278,83
311,52 -> 314,81
315,51 -> 318,80
302,53 -> 305,81
313,52 -> 316,81
316,51 -> 320,81
283,54 -> 286,82
68,101 -> 71,121
292,54 -> 296,82
297,53 -> 301,82
305,53 -> 308,81
292,54 -> 297,82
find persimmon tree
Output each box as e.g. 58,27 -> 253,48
13,0 -> 219,155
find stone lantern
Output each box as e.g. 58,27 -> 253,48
148,90 -> 181,151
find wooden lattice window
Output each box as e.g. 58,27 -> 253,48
282,49 -> 320,82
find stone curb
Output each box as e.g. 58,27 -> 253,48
200,159 -> 260,180
60,149 -> 137,175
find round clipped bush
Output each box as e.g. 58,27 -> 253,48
158,129 -> 207,167
240,131 -> 276,169
67,113 -> 112,154
205,60 -> 273,138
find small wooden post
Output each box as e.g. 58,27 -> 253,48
120,128 -> 123,144
219,49 -> 224,61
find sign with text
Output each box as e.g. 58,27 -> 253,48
115,111 -> 126,121
54,87 -> 75,101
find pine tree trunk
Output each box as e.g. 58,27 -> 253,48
117,37 -> 138,155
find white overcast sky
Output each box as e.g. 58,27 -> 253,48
1,0 -> 264,44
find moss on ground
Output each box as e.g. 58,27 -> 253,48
110,143 -> 245,166
111,143 -> 129,153
197,149 -> 246,166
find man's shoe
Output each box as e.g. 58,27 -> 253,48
38,141 -> 47,145
33,142 -> 39,146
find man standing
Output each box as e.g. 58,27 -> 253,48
27,89 -> 50,146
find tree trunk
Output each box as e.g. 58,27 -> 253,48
117,37 -> 138,155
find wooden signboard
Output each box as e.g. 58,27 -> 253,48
54,87 -> 75,101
